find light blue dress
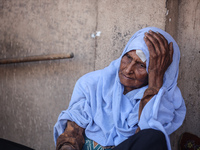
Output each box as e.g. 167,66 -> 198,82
54,27 -> 186,150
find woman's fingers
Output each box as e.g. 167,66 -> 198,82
144,34 -> 155,56
145,31 -> 174,70
145,32 -> 161,56
157,32 -> 168,49
146,30 -> 167,56
144,35 -> 157,69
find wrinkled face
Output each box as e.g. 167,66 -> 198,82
119,50 -> 148,94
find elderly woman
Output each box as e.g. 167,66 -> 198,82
54,27 -> 186,150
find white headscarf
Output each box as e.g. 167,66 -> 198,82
54,27 -> 186,150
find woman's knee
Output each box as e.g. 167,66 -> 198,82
134,129 -> 168,150
113,129 -> 168,150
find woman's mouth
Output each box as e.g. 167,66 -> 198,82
121,73 -> 134,80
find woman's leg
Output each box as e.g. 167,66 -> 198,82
113,129 -> 168,150
0,138 -> 34,150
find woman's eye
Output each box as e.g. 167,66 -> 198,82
125,54 -> 130,58
140,64 -> 146,68
126,54 -> 132,59
123,54 -> 132,63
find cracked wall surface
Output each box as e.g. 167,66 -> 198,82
165,1 -> 200,149
95,0 -> 166,70
170,0 -> 200,149
0,1 -> 97,149
0,0 -> 199,150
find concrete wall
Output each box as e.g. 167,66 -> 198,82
0,1 -> 97,149
95,0 -> 166,70
170,0 -> 200,149
163,0 -> 200,149
0,0 -> 199,150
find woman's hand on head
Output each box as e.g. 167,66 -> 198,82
144,30 -> 173,90
138,30 -> 173,119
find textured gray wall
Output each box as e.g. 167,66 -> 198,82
165,0 -> 200,149
0,1 -> 97,149
170,0 -> 200,149
0,0 -> 199,150
94,0 -> 166,70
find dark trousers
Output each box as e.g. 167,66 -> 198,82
0,138 -> 34,150
113,129 -> 168,150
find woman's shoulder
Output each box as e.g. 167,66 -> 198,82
76,70 -> 103,86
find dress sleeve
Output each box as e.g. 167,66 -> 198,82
54,78 -> 92,145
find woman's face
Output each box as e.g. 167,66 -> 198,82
119,50 -> 148,94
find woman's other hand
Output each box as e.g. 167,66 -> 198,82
59,144 -> 76,150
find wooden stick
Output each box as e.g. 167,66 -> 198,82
0,53 -> 74,64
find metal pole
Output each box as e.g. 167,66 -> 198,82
0,53 -> 74,64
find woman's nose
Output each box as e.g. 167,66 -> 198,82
125,62 -> 135,74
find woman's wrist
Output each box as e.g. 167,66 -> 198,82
138,87 -> 160,120
144,87 -> 159,96
148,70 -> 163,90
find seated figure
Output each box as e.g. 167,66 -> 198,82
54,27 -> 186,150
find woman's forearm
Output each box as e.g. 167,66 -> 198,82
138,87 -> 159,120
